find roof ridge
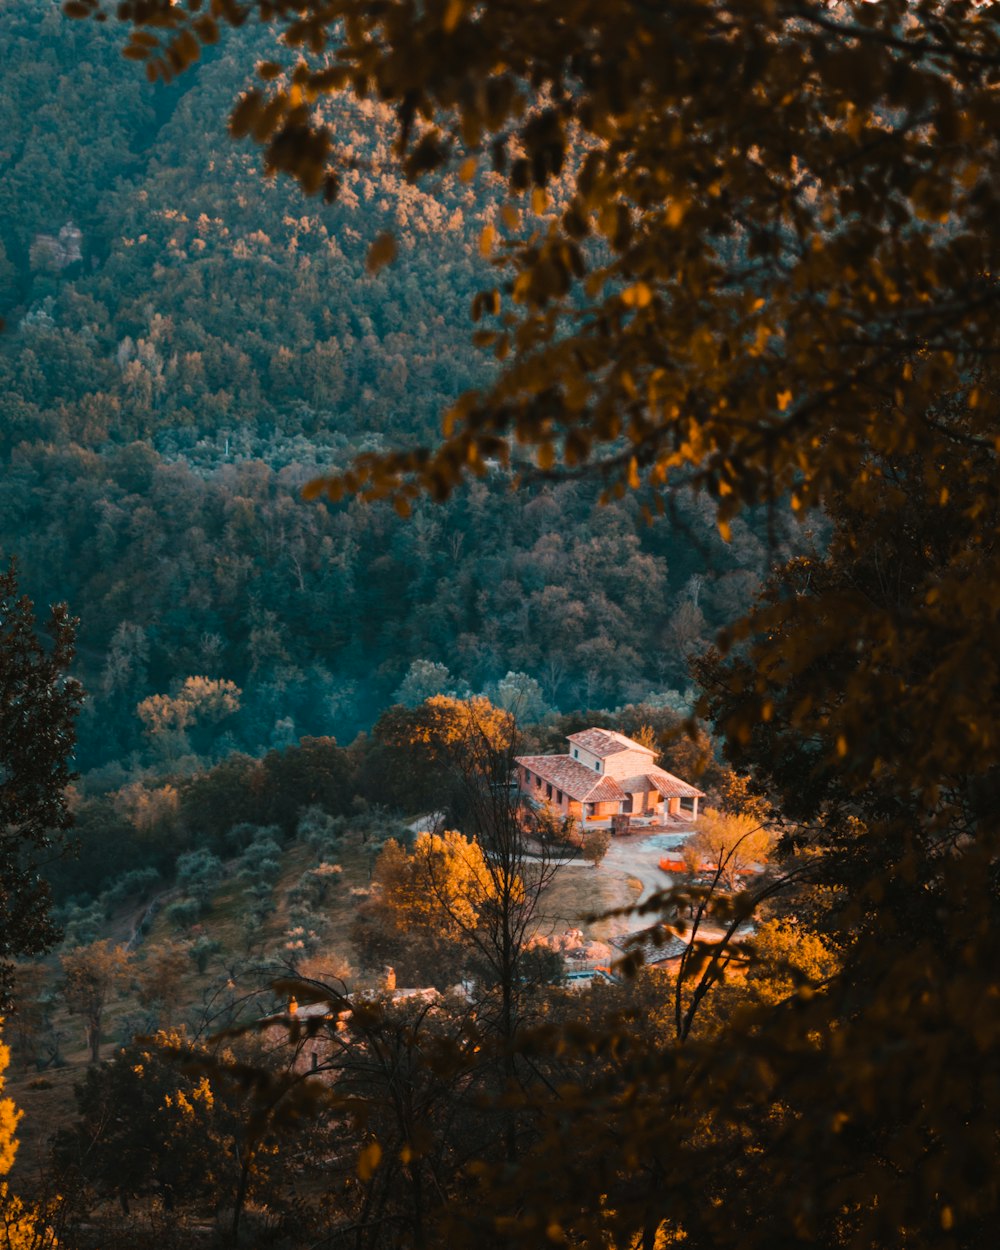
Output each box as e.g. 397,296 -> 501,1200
566,726 -> 656,756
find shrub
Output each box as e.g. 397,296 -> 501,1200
189,936 -> 223,974
164,897 -> 202,931
175,849 -> 224,903
102,866 -> 161,914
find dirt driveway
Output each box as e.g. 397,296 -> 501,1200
541,830 -> 697,941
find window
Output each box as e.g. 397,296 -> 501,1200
594,761 -> 601,771
546,783 -> 553,799
556,790 -> 563,804
572,748 -> 578,759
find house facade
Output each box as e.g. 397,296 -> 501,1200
516,727 -> 705,832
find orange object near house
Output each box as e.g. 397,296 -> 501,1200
658,856 -> 688,874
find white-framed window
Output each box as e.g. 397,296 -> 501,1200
594,761 -> 601,771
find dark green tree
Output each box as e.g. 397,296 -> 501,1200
52,1033 -> 235,1215
0,560 -> 82,1009
257,736 -> 355,836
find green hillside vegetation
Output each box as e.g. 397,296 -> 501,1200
4,686 -> 736,1190
0,1 -> 806,777
3,738 -> 674,1186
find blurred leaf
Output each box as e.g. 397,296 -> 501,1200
366,232 -> 397,274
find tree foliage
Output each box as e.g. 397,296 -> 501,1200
683,807 -> 774,890
375,831 -> 491,937
743,917 -> 839,1007
0,3 -> 797,781
356,829 -> 496,987
0,1024 -> 20,1177
0,561 -> 82,1010
0,1028 -> 54,1250
51,1030 -> 300,1226
53,1032 -> 214,1213
581,827 -> 610,869
82,1 -> 1000,521
60,940 -> 131,1065
361,695 -> 514,819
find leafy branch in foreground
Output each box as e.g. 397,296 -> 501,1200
73,1 -> 1000,522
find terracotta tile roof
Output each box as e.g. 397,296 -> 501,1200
587,775 -> 629,802
517,754 -> 627,803
614,926 -> 750,969
566,728 -> 656,758
612,929 -> 689,967
646,767 -> 706,800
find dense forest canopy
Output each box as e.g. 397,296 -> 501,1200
0,0 -> 800,774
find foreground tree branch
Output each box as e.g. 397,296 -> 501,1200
69,0 -> 1000,524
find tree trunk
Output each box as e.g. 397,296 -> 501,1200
501,900 -> 518,1164
231,1150 -> 253,1245
87,1017 -> 101,1064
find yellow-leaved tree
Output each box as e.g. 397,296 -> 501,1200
376,830 -> 493,937
356,830 -> 501,988
0,1021 -> 57,1248
137,676 -> 241,765
0,1023 -> 21,1176
683,807 -> 775,892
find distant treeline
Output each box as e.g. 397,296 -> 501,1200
9,437 -> 800,773
51,700 -> 728,909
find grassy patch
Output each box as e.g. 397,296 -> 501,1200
538,860 -> 642,941
5,1064 -> 79,1184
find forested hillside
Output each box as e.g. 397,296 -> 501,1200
3,3 -> 999,1249
0,0 -> 802,773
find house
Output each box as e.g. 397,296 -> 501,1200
516,727 -> 705,833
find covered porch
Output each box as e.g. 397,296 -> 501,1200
579,785 -> 701,831
579,798 -> 700,832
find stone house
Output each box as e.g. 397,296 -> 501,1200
516,727 -> 704,832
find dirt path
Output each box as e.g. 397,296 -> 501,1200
541,830 -> 696,941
